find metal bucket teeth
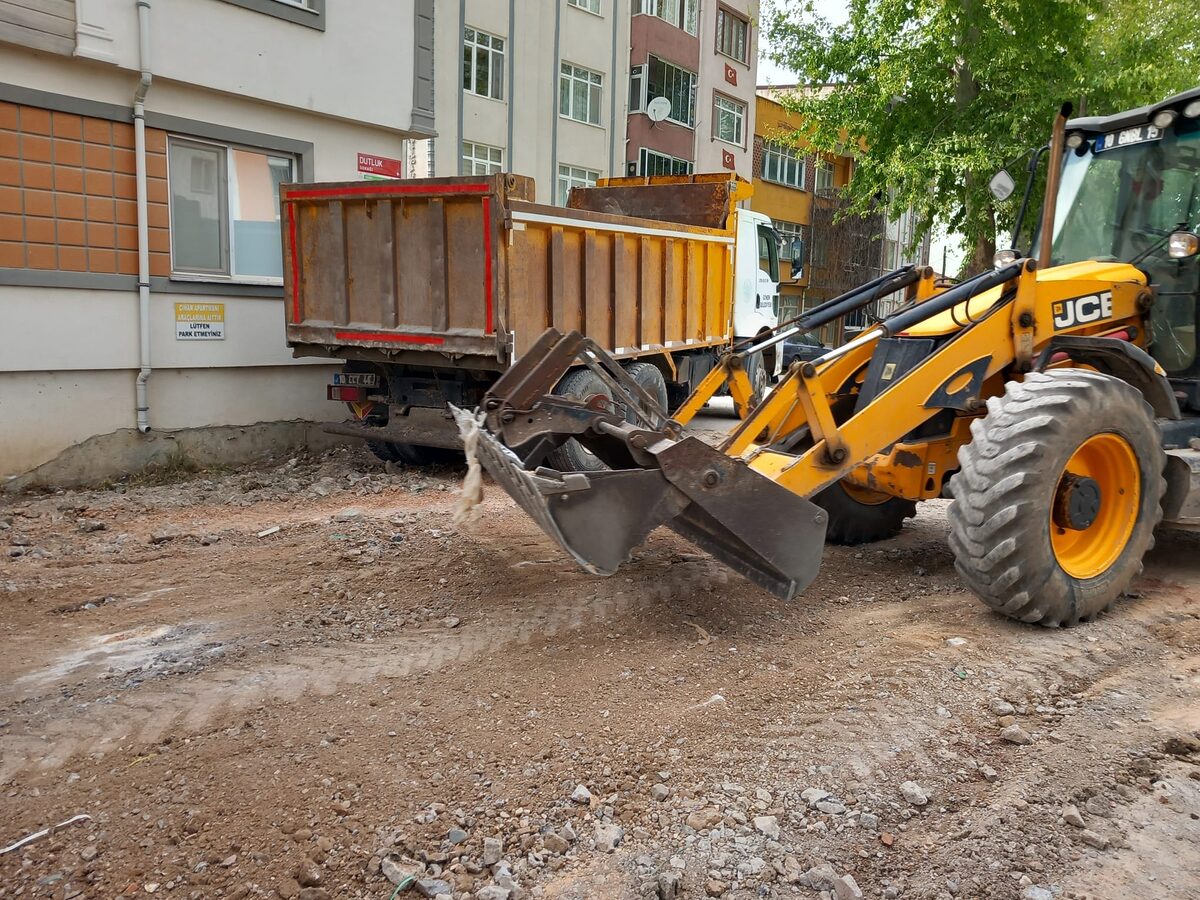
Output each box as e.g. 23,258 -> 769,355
451,405 -> 685,574
451,404 -> 828,601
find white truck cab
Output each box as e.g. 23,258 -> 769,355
733,208 -> 783,374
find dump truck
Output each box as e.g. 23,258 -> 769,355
282,174 -> 786,470
459,87 -> 1200,627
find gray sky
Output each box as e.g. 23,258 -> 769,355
757,0 -> 849,86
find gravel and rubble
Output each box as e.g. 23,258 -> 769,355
1,440 -> 1199,899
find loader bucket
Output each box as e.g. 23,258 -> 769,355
453,403 -> 829,601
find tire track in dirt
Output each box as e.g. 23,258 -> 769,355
0,582 -> 651,781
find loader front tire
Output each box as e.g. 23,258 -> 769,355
815,480 -> 916,545
947,369 -> 1164,626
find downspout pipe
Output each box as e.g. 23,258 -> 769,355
133,0 -> 152,433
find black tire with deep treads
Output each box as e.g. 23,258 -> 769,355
546,367 -> 613,472
815,481 -> 917,545
623,361 -> 669,423
368,440 -> 461,466
947,369 -> 1165,626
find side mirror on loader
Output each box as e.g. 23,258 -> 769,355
988,169 -> 1017,202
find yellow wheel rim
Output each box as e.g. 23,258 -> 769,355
1050,433 -> 1140,580
841,481 -> 893,506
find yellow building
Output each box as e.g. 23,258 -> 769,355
751,90 -> 853,343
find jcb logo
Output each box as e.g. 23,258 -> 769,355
1052,292 -> 1113,330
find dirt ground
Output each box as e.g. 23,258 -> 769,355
2,414 -> 1199,900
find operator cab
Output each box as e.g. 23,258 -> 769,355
1048,87 -> 1200,404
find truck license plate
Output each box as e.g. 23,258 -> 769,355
332,373 -> 380,387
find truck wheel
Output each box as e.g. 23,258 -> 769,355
623,361 -> 668,423
814,480 -> 917,545
546,368 -> 613,472
368,440 -> 459,466
745,350 -> 770,410
948,370 -> 1165,626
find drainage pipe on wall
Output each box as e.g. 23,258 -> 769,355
133,0 -> 153,433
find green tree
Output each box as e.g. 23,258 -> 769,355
766,0 -> 1200,275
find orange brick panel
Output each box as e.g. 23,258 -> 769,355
146,176 -> 167,204
114,199 -> 137,225
0,158 -> 18,185
0,130 -> 17,159
56,194 -> 85,220
0,185 -> 19,214
54,166 -> 83,193
0,240 -> 23,267
0,103 -> 16,131
147,203 -> 169,228
113,147 -> 136,175
52,112 -> 83,140
25,216 -> 55,244
84,143 -> 112,169
85,169 -> 114,196
116,224 -> 137,250
23,162 -> 52,190
145,129 -> 166,153
112,122 -> 135,149
0,213 -> 21,241
21,108 -> 51,136
117,249 -> 138,273
87,221 -> 116,248
55,141 -> 82,167
21,135 -> 52,163
146,153 -> 166,179
114,173 -> 136,199
59,246 -> 87,271
88,248 -> 117,272
86,196 -> 115,223
27,244 -> 56,269
24,190 -> 54,218
82,118 -> 111,144
58,219 -> 85,245
150,251 -> 170,277
147,226 -> 169,253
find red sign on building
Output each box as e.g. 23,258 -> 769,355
724,64 -> 737,86
357,152 -> 403,178
722,149 -> 736,171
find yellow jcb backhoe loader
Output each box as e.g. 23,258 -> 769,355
453,88 -> 1200,626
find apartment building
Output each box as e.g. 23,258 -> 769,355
627,0 -> 758,180
751,89 -> 928,344
0,0 -> 434,479
414,0 -> 630,207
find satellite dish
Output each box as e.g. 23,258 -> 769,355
646,96 -> 671,123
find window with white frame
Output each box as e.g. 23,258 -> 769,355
629,55 -> 697,127
560,63 -> 603,125
567,0 -> 601,12
713,94 -> 746,146
463,27 -> 504,100
814,161 -> 834,192
462,141 -> 503,175
774,220 -> 805,265
762,141 -> 804,188
715,6 -> 749,63
638,148 -> 693,176
558,165 -> 600,206
632,0 -> 698,35
167,136 -> 294,280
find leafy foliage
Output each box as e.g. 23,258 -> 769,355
766,0 -> 1200,274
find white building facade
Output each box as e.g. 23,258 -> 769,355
0,0 -> 434,478
414,0 -> 631,207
